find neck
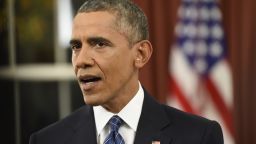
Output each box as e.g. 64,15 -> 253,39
103,81 -> 140,113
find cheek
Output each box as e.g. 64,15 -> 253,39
96,48 -> 135,79
71,53 -> 75,63
98,57 -> 121,77
71,55 -> 78,74
107,56 -> 134,78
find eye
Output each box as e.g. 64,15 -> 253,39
95,41 -> 108,48
88,37 -> 112,49
70,41 -> 82,50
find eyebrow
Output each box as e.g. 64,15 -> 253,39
69,36 -> 114,47
87,37 -> 113,46
69,39 -> 81,45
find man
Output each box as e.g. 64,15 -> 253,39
30,0 -> 224,144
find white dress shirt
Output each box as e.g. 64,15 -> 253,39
93,82 -> 144,144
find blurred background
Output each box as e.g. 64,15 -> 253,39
0,0 -> 255,144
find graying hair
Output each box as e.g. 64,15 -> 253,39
77,0 -> 149,45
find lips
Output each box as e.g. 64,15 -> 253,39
79,75 -> 102,91
80,76 -> 101,83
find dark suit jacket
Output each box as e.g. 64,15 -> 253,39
29,91 -> 223,144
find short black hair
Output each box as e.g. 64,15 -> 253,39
77,0 -> 149,44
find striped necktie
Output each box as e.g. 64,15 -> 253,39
104,115 -> 125,144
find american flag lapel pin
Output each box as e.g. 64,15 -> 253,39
152,141 -> 160,144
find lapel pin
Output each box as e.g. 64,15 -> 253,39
152,141 -> 160,144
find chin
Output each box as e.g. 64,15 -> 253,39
83,97 -> 102,106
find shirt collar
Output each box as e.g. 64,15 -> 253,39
93,82 -> 144,136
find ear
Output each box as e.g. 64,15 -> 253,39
133,40 -> 153,68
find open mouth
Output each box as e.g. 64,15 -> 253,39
79,75 -> 102,84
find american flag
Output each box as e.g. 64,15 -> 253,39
168,0 -> 234,143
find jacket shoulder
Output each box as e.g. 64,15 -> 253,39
162,105 -> 212,124
161,105 -> 224,144
29,105 -> 92,144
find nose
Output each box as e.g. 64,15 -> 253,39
73,46 -> 95,69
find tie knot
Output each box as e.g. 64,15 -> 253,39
108,115 -> 123,132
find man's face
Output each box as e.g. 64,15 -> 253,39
71,12 -> 139,111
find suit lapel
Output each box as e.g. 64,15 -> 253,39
67,105 -> 97,144
63,92 -> 173,144
134,91 -> 172,144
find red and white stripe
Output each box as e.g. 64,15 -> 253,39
168,47 -> 234,144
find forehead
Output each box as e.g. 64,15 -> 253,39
72,12 -> 117,35
72,11 -> 130,44
74,11 -> 116,25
